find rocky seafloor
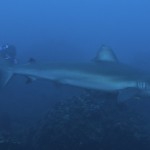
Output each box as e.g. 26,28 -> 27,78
1,91 -> 150,150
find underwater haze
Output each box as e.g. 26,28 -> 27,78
0,0 -> 150,150
0,0 -> 150,63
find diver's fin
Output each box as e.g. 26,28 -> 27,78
118,88 -> 139,102
93,45 -> 118,63
0,70 -> 13,88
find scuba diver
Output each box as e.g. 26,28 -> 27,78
0,43 -> 18,64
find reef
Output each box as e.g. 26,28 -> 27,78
24,91 -> 150,150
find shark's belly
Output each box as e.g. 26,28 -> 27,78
44,70 -> 136,91
62,77 -> 136,91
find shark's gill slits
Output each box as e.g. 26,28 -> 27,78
136,81 -> 148,90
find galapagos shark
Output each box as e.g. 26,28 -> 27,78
0,45 -> 150,101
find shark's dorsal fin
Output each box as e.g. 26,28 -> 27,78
93,45 -> 118,63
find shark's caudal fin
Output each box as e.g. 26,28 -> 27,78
93,45 -> 118,63
0,69 -> 13,88
0,59 -> 14,88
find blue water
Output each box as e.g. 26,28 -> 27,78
0,0 -> 150,149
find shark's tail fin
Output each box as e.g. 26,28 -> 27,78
0,59 -> 14,88
0,69 -> 13,88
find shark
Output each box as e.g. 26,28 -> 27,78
0,45 -> 150,101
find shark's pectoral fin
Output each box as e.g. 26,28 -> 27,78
28,58 -> 36,64
0,70 -> 13,88
25,76 -> 37,84
118,88 -> 140,102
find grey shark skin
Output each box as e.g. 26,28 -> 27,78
0,45 -> 150,101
